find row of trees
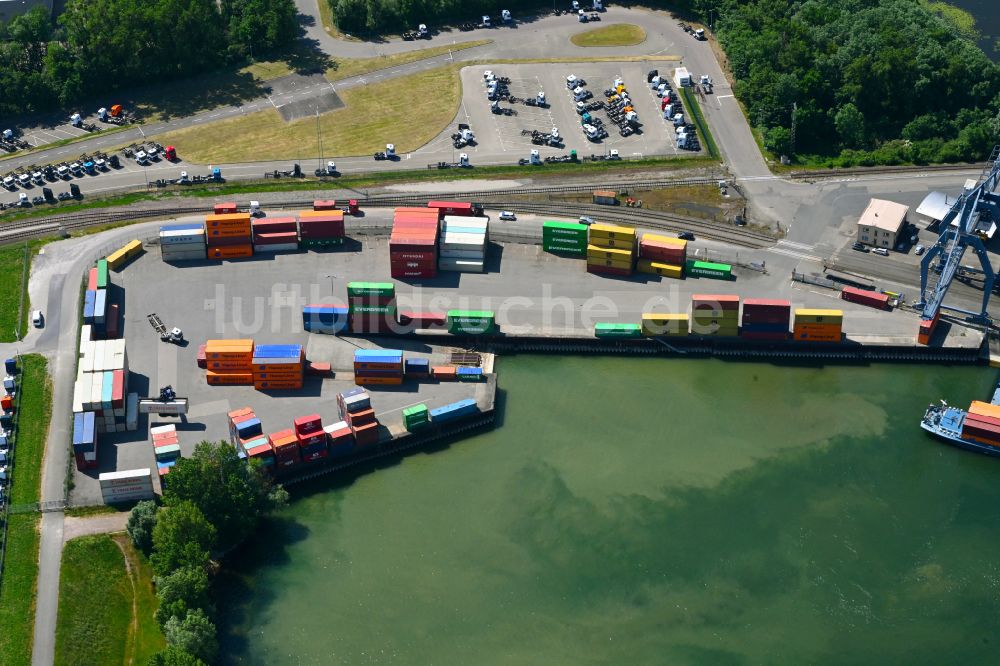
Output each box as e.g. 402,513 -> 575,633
128,442 -> 288,665
0,0 -> 298,117
329,0 -> 539,33
673,0 -> 1000,164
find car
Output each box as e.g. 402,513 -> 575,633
915,244 -> 926,255
677,231 -> 695,241
498,211 -> 516,221
31,310 -> 43,327
873,247 -> 889,256
578,215 -> 595,225
852,242 -> 868,252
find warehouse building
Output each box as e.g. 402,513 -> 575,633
856,198 -> 908,249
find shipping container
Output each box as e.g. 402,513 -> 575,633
592,190 -> 618,206
640,313 -> 689,336
213,203 -> 238,214
429,398 -> 479,423
793,309 -> 844,325
352,421 -> 380,447
685,261 -> 733,280
427,201 -> 475,216
636,259 -> 683,278
96,259 -> 109,288
106,239 -> 144,270
347,282 -> 395,298
208,244 -> 253,260
595,322 -> 642,338
589,223 -> 636,242
841,286 -> 890,310
586,264 -> 633,277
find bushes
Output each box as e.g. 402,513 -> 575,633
132,441 -> 287,665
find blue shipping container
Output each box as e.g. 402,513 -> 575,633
429,399 -> 479,423
304,305 -> 349,315
94,289 -> 107,324
83,290 -> 97,323
102,371 -> 114,407
235,418 -> 263,439
354,349 -> 404,359
456,367 -> 483,376
160,223 -> 205,232
253,345 -> 302,358
72,412 -> 96,452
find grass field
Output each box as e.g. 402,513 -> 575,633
156,63 -> 464,163
115,534 -> 166,663
0,243 -> 33,342
570,23 -> 647,47
326,40 -> 490,82
56,535 -> 158,666
0,515 -> 40,666
9,354 -> 52,506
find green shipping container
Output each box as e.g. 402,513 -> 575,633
543,221 -> 589,235
685,260 -> 733,280
449,322 -> 497,335
544,245 -> 586,256
594,322 -> 642,338
347,281 -> 395,298
96,259 -> 109,289
349,305 -> 397,315
300,238 -> 345,248
403,404 -> 428,418
403,405 -> 430,430
447,310 -> 496,334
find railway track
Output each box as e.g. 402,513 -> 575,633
785,161 -> 986,180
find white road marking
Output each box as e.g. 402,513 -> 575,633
768,247 -> 822,262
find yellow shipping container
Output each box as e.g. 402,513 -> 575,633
587,244 -> 633,261
794,308 -> 844,324
636,259 -> 683,278
641,313 -> 689,336
107,239 -> 144,270
586,257 -> 634,270
589,223 -> 636,240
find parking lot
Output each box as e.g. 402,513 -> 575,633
447,62 -> 691,162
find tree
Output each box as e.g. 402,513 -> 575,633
151,501 -> 216,576
147,646 -> 208,666
163,441 -> 285,549
127,500 -> 160,555
154,566 -> 213,627
835,103 -> 866,149
164,609 -> 218,664
763,126 -> 792,157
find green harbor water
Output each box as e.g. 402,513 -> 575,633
218,357 -> 1000,664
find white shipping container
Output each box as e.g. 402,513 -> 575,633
253,243 -> 299,253
101,486 -> 155,504
161,251 -> 207,261
442,215 -> 488,229
80,324 -> 93,348
89,372 -> 103,411
162,243 -> 207,255
438,258 -> 485,273
160,230 -> 206,244
440,232 -> 485,244
103,340 -> 115,371
100,468 -> 153,486
150,424 -> 176,436
126,392 -> 139,431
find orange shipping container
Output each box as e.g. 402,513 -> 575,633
793,323 -> 842,335
355,376 -> 403,386
207,227 -> 251,238
255,381 -> 303,390
432,366 -> 457,380
793,331 -> 842,342
206,213 -> 252,226
270,429 -> 298,450
207,371 -> 253,385
299,210 -> 344,221
969,401 -> 1000,421
208,244 -> 253,260
227,407 -> 254,420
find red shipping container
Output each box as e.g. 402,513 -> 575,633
744,298 -> 791,309
297,432 -> 326,448
398,311 -> 447,327
112,369 -> 125,408
427,201 -> 474,216
206,235 -> 252,247
105,303 -> 120,339
228,406 -> 254,421
294,414 -> 323,435
841,286 -> 890,310
391,258 -> 438,271
253,231 -> 298,245
391,269 -> 438,280
299,222 -> 345,238
197,344 -> 207,369
252,218 -> 298,233
88,268 -> 98,291
213,202 -> 238,214
314,200 -> 337,211
964,412 -> 1000,430
390,249 -> 437,261
1,395 -> 12,411
352,421 -> 380,446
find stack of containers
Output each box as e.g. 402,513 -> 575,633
151,424 -> 180,479
542,221 -> 588,256
594,322 -> 642,338
404,357 -> 431,378
447,310 -> 496,335
252,216 -> 299,253
347,282 -> 397,334
353,349 -> 404,386
587,224 -> 636,276
245,438 -> 276,472
294,414 -> 328,463
159,223 -> 207,261
106,239 -> 144,270
792,309 -> 843,342
302,304 -> 349,334
214,202 -> 238,214
72,412 -> 97,470
227,407 -> 266,454
402,404 -> 429,431
637,234 -> 686,278
741,299 -> 791,340
269,429 -> 300,471
298,210 -> 346,249
640,314 -> 689,337
429,398 -> 480,424
439,216 -> 488,273
205,213 -> 253,260
338,388 -> 379,447
73,339 -> 130,434
961,401 -> 1000,448
204,339 -> 254,386
323,420 -> 355,458
252,344 -> 304,391
691,294 -> 740,336
390,208 -> 439,279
